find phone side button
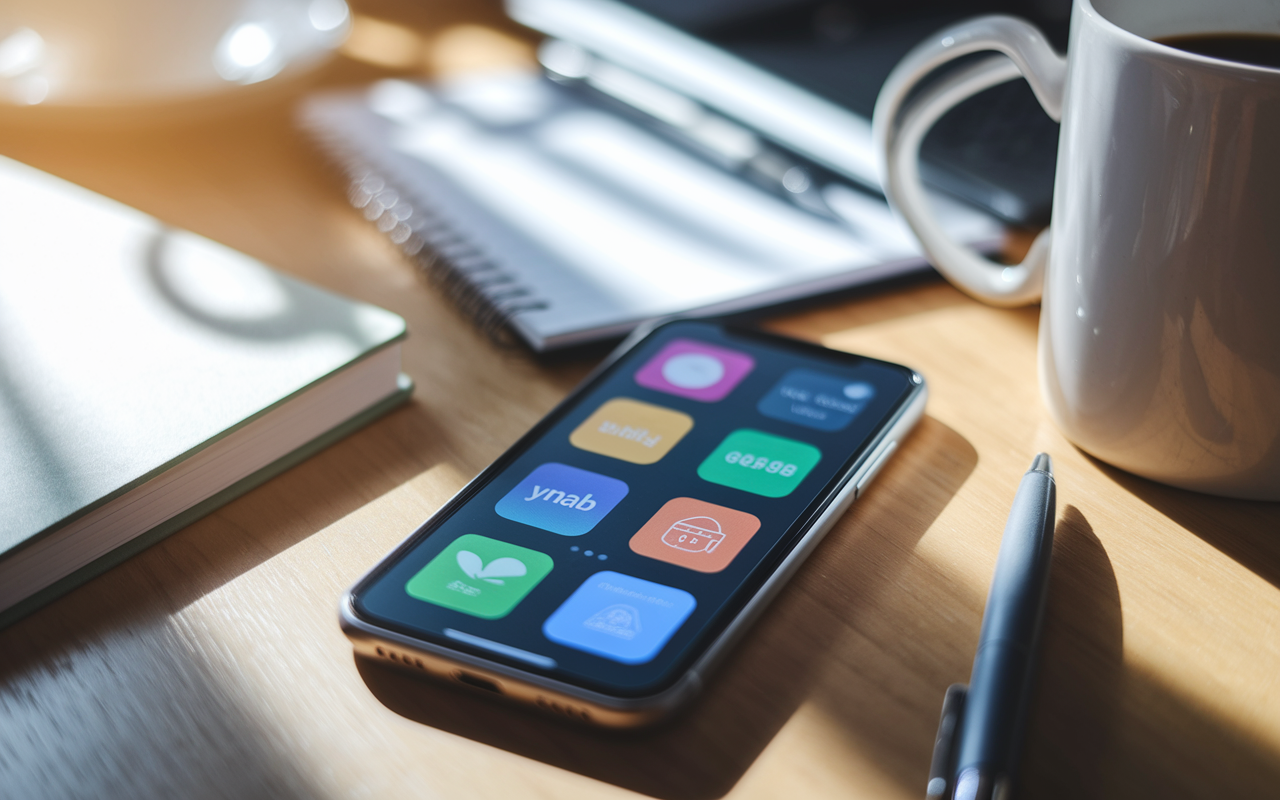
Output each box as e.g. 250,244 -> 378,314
855,441 -> 898,499
827,475 -> 860,522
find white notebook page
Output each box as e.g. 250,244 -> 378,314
301,73 -> 1001,350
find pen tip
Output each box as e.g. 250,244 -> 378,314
1029,453 -> 1053,475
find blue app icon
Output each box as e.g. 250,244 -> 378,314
757,368 -> 876,431
543,571 -> 696,664
495,463 -> 628,536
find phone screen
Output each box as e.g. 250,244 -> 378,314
352,321 -> 918,697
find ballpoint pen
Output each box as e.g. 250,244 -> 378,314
927,453 -> 1056,800
926,684 -> 967,800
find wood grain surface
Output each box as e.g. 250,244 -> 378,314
2,3 -> 1279,798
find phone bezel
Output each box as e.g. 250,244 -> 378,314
341,319 -> 927,721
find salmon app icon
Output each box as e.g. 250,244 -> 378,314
629,498 -> 761,573
662,516 -> 724,553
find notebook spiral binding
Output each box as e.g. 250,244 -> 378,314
306,127 -> 549,347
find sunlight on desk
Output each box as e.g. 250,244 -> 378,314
1,2 -> 1279,800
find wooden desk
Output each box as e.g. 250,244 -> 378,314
2,3 -> 1279,797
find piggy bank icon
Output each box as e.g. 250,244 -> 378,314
661,516 -> 725,554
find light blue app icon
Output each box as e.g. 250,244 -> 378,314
757,368 -> 876,431
495,463 -> 628,536
543,571 -> 696,664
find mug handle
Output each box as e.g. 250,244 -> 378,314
872,16 -> 1067,306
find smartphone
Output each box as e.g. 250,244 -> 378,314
341,319 -> 927,726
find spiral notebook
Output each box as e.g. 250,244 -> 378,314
299,73 -> 1001,351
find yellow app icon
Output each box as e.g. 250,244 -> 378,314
570,398 -> 694,465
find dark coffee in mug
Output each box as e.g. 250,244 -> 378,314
1159,33 -> 1280,69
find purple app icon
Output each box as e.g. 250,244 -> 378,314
634,339 -> 755,402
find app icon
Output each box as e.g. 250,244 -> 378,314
629,497 -> 761,573
495,462 -> 628,536
757,368 -> 877,431
569,398 -> 694,464
697,429 -> 821,498
634,339 -> 755,402
543,571 -> 696,664
406,534 -> 554,619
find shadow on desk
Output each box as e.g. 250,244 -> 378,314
356,415 -> 977,800
1093,457 -> 1280,591
1020,505 -> 1125,797
1022,496 -> 1280,798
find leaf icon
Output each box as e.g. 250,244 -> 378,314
456,550 -> 483,579
477,557 -> 527,584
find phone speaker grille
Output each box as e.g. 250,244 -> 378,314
536,696 -> 592,722
374,646 -> 426,670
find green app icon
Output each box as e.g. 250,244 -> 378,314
406,534 -> 554,619
697,429 -> 822,498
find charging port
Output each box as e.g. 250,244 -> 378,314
454,671 -> 502,694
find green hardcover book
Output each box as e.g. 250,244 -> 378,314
0,157 -> 411,628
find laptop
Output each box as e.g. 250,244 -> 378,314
508,0 -> 1070,226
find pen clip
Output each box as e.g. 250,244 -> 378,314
926,683 -> 968,800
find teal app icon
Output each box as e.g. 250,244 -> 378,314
697,429 -> 822,497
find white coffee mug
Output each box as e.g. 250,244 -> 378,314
874,0 -> 1280,500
